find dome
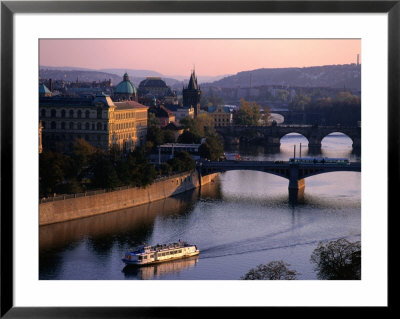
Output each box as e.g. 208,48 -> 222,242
139,77 -> 168,89
114,73 -> 137,95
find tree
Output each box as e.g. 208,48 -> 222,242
167,151 -> 195,172
90,152 -> 121,189
241,260 -> 300,280
177,130 -> 201,144
199,135 -> 224,161
310,238 -> 361,280
71,138 -> 97,179
39,151 -> 74,197
233,98 -> 262,126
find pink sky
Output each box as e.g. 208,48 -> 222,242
39,39 -> 361,77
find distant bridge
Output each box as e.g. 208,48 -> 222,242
216,125 -> 361,150
197,160 -> 361,204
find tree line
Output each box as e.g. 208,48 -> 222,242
288,91 -> 361,126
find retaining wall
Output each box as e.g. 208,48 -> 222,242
39,172 -> 218,226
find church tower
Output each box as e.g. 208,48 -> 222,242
183,69 -> 201,117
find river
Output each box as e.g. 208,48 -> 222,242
39,133 -> 361,280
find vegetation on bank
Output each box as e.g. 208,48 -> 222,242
39,138 -> 196,198
241,238 -> 361,280
178,114 -> 224,161
288,91 -> 361,126
233,98 -> 271,126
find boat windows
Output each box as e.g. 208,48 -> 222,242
150,255 -> 154,258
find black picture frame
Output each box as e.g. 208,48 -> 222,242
1,1 -> 396,317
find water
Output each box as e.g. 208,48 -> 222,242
39,133 -> 361,280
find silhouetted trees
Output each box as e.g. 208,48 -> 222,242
241,260 -> 300,280
288,91 -> 361,125
241,239 -> 361,280
310,238 -> 361,280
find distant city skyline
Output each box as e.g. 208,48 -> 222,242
40,39 -> 361,77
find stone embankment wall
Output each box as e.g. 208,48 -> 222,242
39,172 -> 218,226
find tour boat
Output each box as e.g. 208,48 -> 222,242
122,240 -> 199,266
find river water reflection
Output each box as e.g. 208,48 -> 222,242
39,133 -> 361,280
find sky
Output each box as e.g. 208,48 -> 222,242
39,39 -> 361,77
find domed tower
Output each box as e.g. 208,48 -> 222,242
113,73 -> 138,101
183,69 -> 201,117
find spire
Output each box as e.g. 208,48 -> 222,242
187,70 -> 198,90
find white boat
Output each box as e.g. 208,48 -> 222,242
122,240 -> 199,266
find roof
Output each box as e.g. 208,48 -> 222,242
148,105 -> 174,118
208,106 -> 231,113
39,83 -> 51,94
114,100 -> 148,110
39,96 -> 93,107
139,77 -> 168,89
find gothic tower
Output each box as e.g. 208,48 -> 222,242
183,70 -> 201,117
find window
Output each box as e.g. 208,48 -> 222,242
51,121 -> 56,129
97,122 -> 102,130
61,110 -> 66,118
77,110 -> 82,118
85,122 -> 90,130
41,109 -> 46,117
61,122 -> 65,129
77,122 -> 82,130
51,109 -> 56,118
85,110 -> 90,118
69,110 -> 74,118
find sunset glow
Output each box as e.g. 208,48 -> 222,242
39,39 -> 361,77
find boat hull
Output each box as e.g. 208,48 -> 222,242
122,250 -> 199,266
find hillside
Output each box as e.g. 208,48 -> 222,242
39,68 -> 182,88
203,64 -> 361,90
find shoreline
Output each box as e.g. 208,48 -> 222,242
39,171 -> 219,226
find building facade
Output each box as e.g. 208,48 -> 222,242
207,105 -> 233,127
39,93 -> 148,153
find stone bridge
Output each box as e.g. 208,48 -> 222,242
216,125 -> 361,150
197,160 -> 361,204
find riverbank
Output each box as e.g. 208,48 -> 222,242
39,171 -> 219,226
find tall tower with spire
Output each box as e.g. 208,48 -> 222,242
183,69 -> 201,117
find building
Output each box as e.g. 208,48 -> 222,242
148,104 -> 176,127
138,77 -> 175,99
113,73 -> 138,102
39,121 -> 43,154
39,92 -> 148,153
163,104 -> 194,123
182,70 -> 201,117
148,142 -> 202,164
207,105 -> 233,127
